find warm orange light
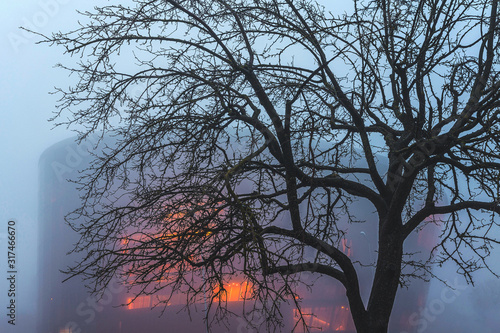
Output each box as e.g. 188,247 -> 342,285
213,281 -> 253,302
332,304 -> 350,331
341,238 -> 352,257
127,295 -> 151,310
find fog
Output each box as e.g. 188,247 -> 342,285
0,1 -> 102,332
1,1 -> 499,333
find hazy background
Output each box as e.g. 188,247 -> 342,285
0,1 -> 499,333
0,1 -> 93,332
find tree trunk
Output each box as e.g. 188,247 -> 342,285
360,218 -> 404,333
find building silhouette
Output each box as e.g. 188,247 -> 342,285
38,137 -> 437,332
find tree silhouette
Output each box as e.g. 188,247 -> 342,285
42,0 -> 500,332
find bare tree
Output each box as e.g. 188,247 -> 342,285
40,0 -> 500,331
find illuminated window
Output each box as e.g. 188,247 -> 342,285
127,295 -> 151,310
213,281 -> 253,302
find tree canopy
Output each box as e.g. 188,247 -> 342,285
42,0 -> 500,332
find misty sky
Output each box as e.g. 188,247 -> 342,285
0,1 -> 94,332
0,1 -> 499,333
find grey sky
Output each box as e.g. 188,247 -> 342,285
0,1 -> 91,332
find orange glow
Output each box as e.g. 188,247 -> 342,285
332,304 -> 351,331
127,295 -> 151,310
126,281 -> 254,310
341,238 -> 352,257
213,281 -> 253,302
